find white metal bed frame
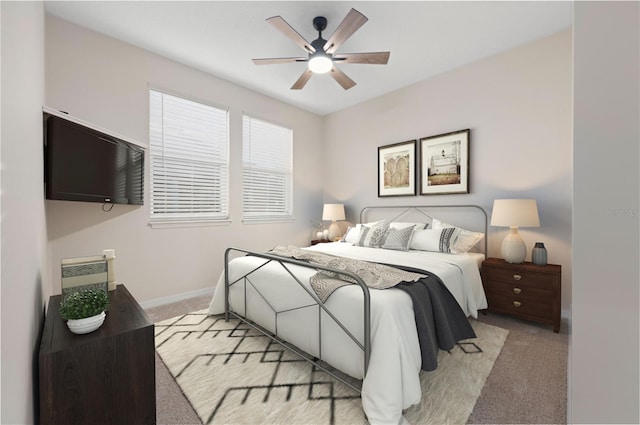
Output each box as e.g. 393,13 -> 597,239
223,204 -> 487,393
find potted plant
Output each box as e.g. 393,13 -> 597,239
60,288 -> 110,334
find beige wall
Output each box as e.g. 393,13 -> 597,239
44,16 -> 325,303
0,2 -> 48,424
323,30 -> 573,316
571,2 -> 639,423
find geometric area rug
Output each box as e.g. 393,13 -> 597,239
155,310 -> 508,425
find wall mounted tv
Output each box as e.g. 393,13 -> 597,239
44,114 -> 145,205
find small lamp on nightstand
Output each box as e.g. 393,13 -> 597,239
490,199 -> 540,264
322,203 -> 346,241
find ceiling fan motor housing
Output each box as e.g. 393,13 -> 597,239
313,16 -> 328,33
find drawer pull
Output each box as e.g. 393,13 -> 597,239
513,287 -> 522,295
513,274 -> 522,281
513,301 -> 522,308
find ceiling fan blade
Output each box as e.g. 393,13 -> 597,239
323,8 -> 368,54
266,16 -> 315,54
330,65 -> 356,90
334,52 -> 390,65
252,57 -> 307,65
291,69 -> 313,90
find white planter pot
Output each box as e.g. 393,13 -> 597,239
66,311 -> 106,334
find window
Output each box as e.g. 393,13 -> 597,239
242,115 -> 293,221
149,90 -> 229,224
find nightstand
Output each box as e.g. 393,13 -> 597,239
481,257 -> 561,332
311,239 -> 331,245
39,285 -> 156,424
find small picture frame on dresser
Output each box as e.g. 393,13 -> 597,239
61,255 -> 108,300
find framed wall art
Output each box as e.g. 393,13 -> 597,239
420,129 -> 470,195
378,140 -> 417,197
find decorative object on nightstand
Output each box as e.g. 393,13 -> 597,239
103,248 -> 117,290
59,288 -> 110,334
61,255 -> 108,298
490,199 -> 540,264
481,257 -> 561,332
531,242 -> 548,265
310,218 -> 324,240
323,203 -> 346,241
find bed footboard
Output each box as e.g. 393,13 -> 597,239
223,247 -> 371,393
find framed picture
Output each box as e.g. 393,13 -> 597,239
61,255 -> 108,300
420,129 -> 470,195
378,140 -> 417,197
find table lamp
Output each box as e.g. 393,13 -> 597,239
490,199 -> 540,263
322,203 -> 346,241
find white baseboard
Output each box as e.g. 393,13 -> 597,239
139,286 -> 215,309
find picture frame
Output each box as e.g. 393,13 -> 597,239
419,129 -> 470,195
61,255 -> 108,300
378,140 -> 417,197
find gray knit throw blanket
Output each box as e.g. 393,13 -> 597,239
269,245 -> 427,302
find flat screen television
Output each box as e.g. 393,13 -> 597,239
45,115 -> 145,205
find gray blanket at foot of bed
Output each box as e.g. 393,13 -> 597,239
393,265 -> 477,371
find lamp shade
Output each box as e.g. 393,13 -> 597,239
490,199 -> 540,228
322,204 -> 346,221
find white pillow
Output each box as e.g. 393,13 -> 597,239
342,226 -> 360,243
411,228 -> 459,253
431,218 -> 484,253
430,218 -> 451,230
451,229 -> 484,254
344,220 -> 388,244
410,229 -> 443,252
389,222 -> 427,231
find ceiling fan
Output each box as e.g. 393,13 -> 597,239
252,8 -> 390,90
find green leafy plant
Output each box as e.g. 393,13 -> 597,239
60,289 -> 109,320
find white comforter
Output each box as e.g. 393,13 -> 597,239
208,243 -> 487,425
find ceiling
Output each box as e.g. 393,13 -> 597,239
44,1 -> 573,116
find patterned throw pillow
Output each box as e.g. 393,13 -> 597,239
431,218 -> 484,253
381,226 -> 414,251
438,227 -> 458,253
357,224 -> 388,248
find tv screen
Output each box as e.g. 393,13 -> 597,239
45,115 -> 144,205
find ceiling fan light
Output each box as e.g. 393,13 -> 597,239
308,55 -> 333,74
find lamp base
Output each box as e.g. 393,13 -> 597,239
327,221 -> 341,241
501,228 -> 526,263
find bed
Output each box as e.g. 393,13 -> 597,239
208,205 -> 488,424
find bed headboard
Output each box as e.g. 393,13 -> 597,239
359,205 -> 488,255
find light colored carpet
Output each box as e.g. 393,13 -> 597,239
155,310 -> 508,425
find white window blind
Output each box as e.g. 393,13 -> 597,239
149,90 -> 229,223
242,115 -> 293,221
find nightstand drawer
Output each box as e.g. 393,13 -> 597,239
483,267 -> 555,289
486,292 -> 553,320
484,279 -> 552,302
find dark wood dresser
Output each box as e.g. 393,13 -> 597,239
39,284 -> 156,424
481,257 -> 562,332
